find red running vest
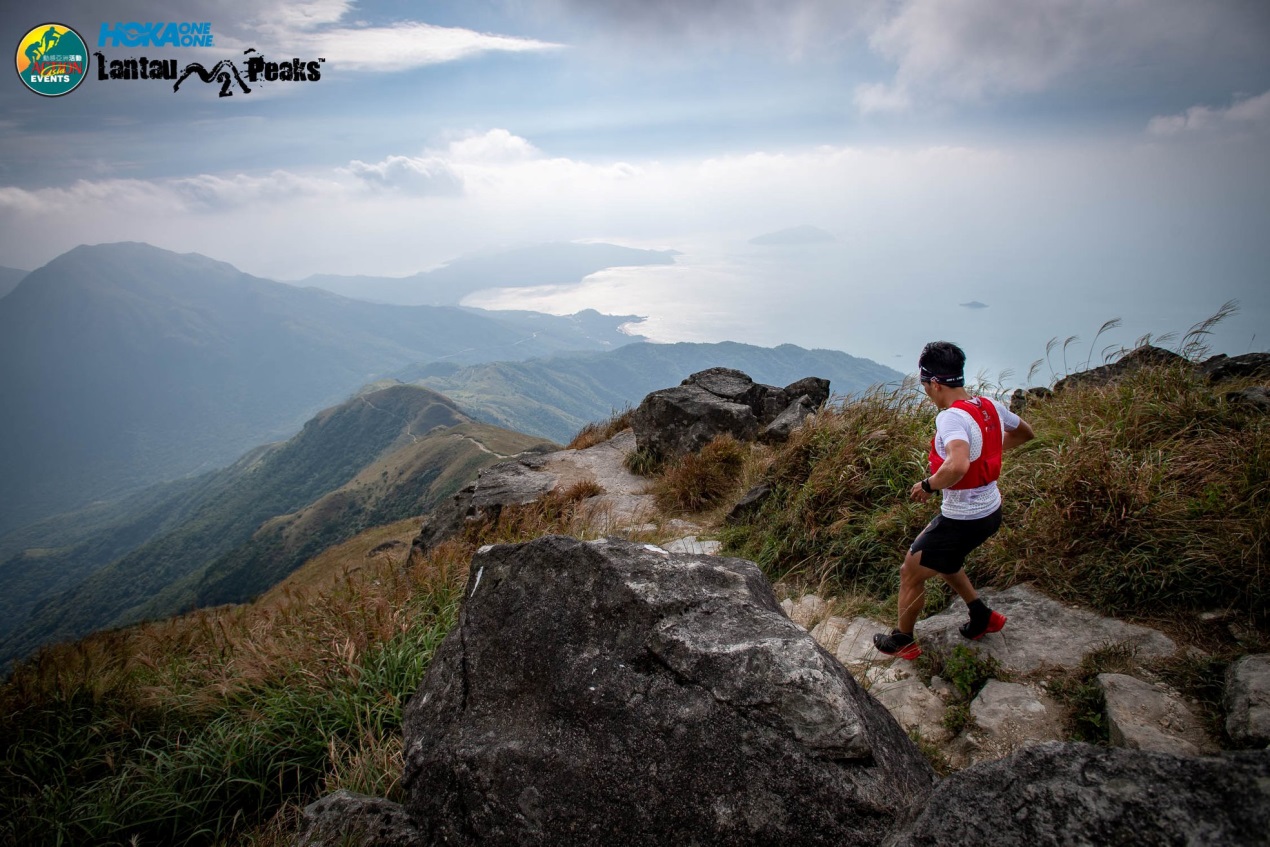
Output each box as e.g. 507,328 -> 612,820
929,398 -> 1002,490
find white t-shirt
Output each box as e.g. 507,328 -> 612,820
933,397 -> 1021,520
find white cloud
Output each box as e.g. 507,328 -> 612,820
857,0 -> 1265,108
284,22 -> 562,72
1148,90 -> 1270,136
262,0 -> 352,32
344,155 -> 463,195
202,1 -> 563,72
446,129 -> 542,164
853,82 -> 912,114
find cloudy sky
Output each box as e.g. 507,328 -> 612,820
3,0 -> 1268,382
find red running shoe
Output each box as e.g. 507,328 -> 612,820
960,610 -> 1007,640
873,630 -> 922,660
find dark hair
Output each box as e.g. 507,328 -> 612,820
918,341 -> 966,384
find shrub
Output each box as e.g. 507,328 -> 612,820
652,434 -> 749,513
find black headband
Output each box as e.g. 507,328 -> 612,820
919,366 -> 964,387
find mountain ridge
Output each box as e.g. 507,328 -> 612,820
294,241 -> 679,305
0,383 -> 553,667
0,242 -> 639,532
403,341 -> 904,443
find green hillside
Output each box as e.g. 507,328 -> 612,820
0,384 -> 552,668
403,341 -> 903,443
0,265 -> 26,299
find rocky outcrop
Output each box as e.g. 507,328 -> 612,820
1199,352 -> 1270,383
1226,386 -> 1270,413
1053,345 -> 1188,392
401,536 -> 934,846
1226,654 -> 1270,747
630,368 -> 829,460
1045,346 -> 1268,394
888,743 -> 1270,847
1008,386 -> 1053,414
760,393 -> 819,444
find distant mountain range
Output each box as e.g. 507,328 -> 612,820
0,239 -> 903,668
0,266 -> 26,299
295,242 -> 679,306
0,242 -> 641,533
0,384 -> 551,668
400,341 -> 903,444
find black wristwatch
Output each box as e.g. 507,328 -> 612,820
921,478 -> 933,494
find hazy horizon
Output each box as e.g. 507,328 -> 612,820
3,0 -> 1267,381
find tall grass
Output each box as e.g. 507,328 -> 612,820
721,358 -> 1268,624
720,383 -> 935,597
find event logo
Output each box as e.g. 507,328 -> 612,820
98,22 -> 214,48
15,23 -> 89,96
93,48 -> 325,97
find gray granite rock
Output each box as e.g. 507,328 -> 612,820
832,618 -> 893,669
631,368 -> 830,460
1226,654 -> 1270,747
1098,673 -> 1216,756
888,743 -> 1270,847
662,535 -> 723,555
402,536 -> 934,846
952,680 -> 1065,766
293,790 -> 422,847
759,394 -> 818,444
915,584 -> 1177,674
872,676 -> 950,743
725,481 -> 773,524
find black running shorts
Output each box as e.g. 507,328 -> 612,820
909,507 -> 1003,575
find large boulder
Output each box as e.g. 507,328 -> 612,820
629,381 -> 761,460
888,743 -> 1270,847
401,536 -> 934,846
631,368 -> 829,460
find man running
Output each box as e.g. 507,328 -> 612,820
874,341 -> 1034,659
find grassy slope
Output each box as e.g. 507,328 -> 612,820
0,480 -> 613,846
0,356 -> 1266,846
0,387 -> 550,669
721,363 -> 1269,623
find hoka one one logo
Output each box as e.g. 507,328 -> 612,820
98,22 -> 214,48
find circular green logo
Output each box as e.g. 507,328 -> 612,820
16,23 -> 89,96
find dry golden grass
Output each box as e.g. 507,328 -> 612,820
566,407 -> 634,451
652,433 -> 750,514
